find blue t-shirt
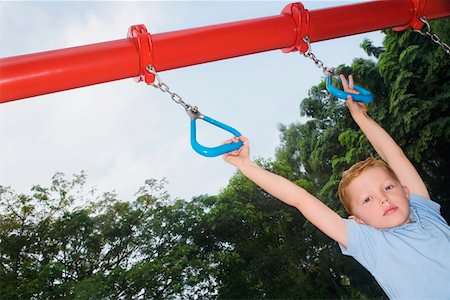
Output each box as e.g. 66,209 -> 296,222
339,194 -> 450,299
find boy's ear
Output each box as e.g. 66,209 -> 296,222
349,215 -> 365,224
403,185 -> 410,199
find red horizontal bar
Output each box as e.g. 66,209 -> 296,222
152,15 -> 295,71
309,1 -> 413,42
0,15 -> 296,103
0,0 -> 449,103
0,40 -> 140,102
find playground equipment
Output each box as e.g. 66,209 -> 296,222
0,0 -> 449,156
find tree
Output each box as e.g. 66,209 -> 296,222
0,176 -> 216,299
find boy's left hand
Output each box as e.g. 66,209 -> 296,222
340,74 -> 367,118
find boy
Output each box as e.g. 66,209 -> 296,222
223,75 -> 450,299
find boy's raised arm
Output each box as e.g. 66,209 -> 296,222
223,136 -> 349,247
342,75 -> 429,199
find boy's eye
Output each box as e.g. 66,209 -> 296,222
363,196 -> 372,204
385,184 -> 394,191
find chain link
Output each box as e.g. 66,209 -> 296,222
146,65 -> 197,112
301,37 -> 335,76
414,17 -> 450,56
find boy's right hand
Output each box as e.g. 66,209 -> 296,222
222,136 -> 250,168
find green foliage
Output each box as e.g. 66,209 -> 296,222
360,38 -> 385,58
0,175 -> 216,299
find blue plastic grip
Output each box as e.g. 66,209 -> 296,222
190,115 -> 243,157
326,75 -> 373,103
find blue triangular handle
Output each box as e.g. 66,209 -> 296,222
190,115 -> 243,157
326,75 -> 373,103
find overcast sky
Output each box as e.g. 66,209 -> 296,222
0,1 -> 384,201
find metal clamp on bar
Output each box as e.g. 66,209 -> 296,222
186,107 -> 243,158
128,24 -> 155,84
393,0 -> 426,31
281,2 -> 310,53
326,74 -> 373,103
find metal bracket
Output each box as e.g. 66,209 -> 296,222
281,2 -> 310,53
128,24 -> 155,84
393,0 -> 426,31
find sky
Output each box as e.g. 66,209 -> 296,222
0,1 -> 384,201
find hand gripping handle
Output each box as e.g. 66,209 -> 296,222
190,115 -> 243,157
326,75 -> 373,103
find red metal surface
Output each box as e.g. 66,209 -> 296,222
128,24 -> 155,84
281,2 -> 310,53
0,0 -> 449,103
150,14 -> 295,72
308,1 -> 413,42
0,40 -> 139,102
393,0 -> 426,31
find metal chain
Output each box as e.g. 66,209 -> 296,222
146,65 -> 198,112
301,37 -> 335,76
414,17 -> 450,56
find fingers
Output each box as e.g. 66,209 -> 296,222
346,95 -> 356,110
223,136 -> 247,156
238,135 -> 248,146
346,95 -> 367,114
340,74 -> 349,90
346,95 -> 359,106
340,74 -> 359,95
340,74 -> 355,89
222,136 -> 248,161
224,135 -> 247,145
348,75 -> 354,89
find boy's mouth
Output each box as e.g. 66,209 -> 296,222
383,206 -> 398,216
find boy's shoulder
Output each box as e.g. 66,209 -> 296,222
409,194 -> 448,226
409,194 -> 440,213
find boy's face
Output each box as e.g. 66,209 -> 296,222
347,166 -> 410,229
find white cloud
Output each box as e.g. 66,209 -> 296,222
60,2 -> 168,47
